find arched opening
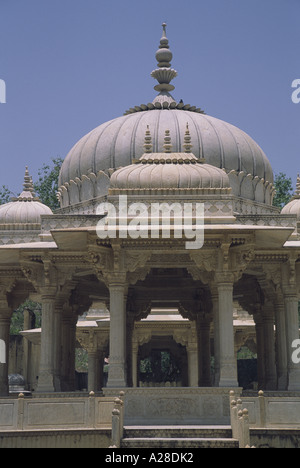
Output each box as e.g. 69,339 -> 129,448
9,300 -> 42,393
237,344 -> 258,390
138,335 -> 188,387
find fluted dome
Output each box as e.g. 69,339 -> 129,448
110,154 -> 231,193
0,168 -> 53,229
58,24 -> 274,210
281,175 -> 300,218
110,128 -> 231,194
59,110 -> 273,206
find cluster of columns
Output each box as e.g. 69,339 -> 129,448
106,273 -> 300,391
0,290 -> 79,396
213,278 -> 239,388
36,289 -> 79,393
254,289 -> 300,391
1,269 -> 300,396
106,274 -> 240,389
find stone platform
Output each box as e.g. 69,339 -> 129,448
104,387 -> 242,426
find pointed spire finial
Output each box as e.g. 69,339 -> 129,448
183,123 -> 193,153
151,23 -> 178,105
11,166 -> 39,202
144,125 -> 153,153
294,174 -> 300,198
163,129 -> 172,153
23,166 -> 34,193
157,23 -> 171,67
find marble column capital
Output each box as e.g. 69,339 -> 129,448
214,271 -> 235,286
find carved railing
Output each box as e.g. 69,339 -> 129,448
110,392 -> 125,448
0,391 -> 117,431
230,391 -> 253,448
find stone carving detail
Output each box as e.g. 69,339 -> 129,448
125,252 -> 151,273
189,251 -> 218,272
149,398 -> 197,418
126,398 -> 145,417
57,171 -> 110,209
89,246 -> 151,286
202,396 -> 221,417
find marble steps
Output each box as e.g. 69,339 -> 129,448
121,426 -> 239,449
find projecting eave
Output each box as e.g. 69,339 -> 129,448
0,241 -> 57,249
283,240 -> 300,248
48,224 -> 294,251
0,241 -> 58,264
50,228 -> 90,251
203,224 -> 294,243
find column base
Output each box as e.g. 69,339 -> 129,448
37,372 -> 55,393
288,369 -> 300,391
219,378 -> 239,388
277,373 -> 288,391
107,364 -> 126,389
107,381 -> 127,389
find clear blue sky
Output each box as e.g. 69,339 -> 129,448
0,0 -> 299,195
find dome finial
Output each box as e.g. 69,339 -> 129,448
158,23 -> 170,63
163,129 -> 172,153
23,166 -> 35,193
294,174 -> 300,199
183,123 -> 193,153
151,23 -> 178,105
144,125 -> 153,153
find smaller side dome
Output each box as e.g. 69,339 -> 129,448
110,126 -> 231,195
281,174 -> 300,218
0,167 -> 53,229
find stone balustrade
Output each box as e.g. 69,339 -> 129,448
0,392 -> 116,431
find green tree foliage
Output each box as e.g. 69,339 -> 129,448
139,351 -> 181,383
0,185 -> 13,205
75,348 -> 89,372
10,300 -> 42,335
33,157 -> 63,211
273,172 -> 294,209
0,157 -> 63,210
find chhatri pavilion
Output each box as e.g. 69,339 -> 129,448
0,24 -> 300,435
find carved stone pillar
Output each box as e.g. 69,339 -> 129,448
131,337 -> 139,388
0,304 -> 12,396
284,290 -> 300,390
37,289 -> 57,393
187,342 -> 198,387
88,350 -> 99,393
262,303 -> 277,390
23,308 -> 34,392
53,300 -> 63,392
253,311 -> 265,390
60,307 -> 77,392
197,317 -> 211,387
216,276 -> 238,387
107,279 -> 127,388
61,309 -> 71,391
274,297 -> 288,390
211,289 -> 220,387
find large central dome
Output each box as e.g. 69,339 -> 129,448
58,24 -> 274,211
